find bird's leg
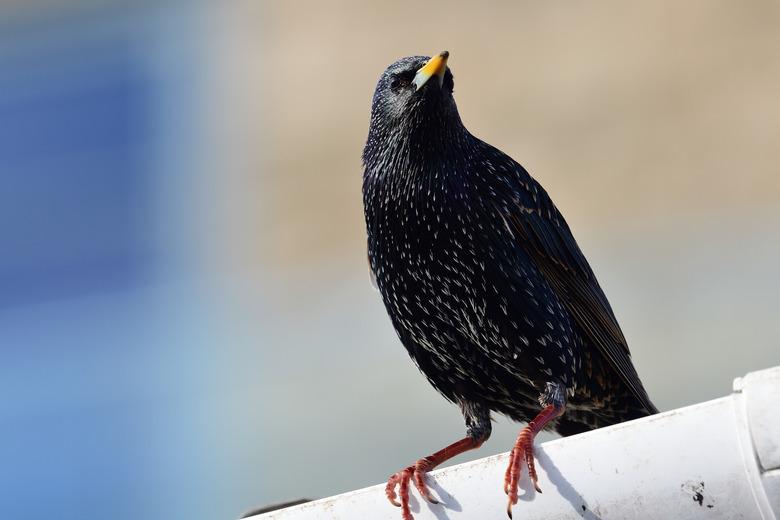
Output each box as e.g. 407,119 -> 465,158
505,383 -> 566,518
386,436 -> 485,519
386,401 -> 491,520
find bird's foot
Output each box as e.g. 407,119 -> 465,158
503,404 -> 564,518
503,427 -> 541,517
384,435 -> 483,520
386,458 -> 438,520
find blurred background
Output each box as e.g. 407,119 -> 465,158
1,1 -> 779,519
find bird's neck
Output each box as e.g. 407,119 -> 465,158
363,117 -> 470,181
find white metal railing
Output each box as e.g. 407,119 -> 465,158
249,365 -> 780,520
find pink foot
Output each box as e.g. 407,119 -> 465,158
504,404 -> 564,518
384,435 -> 483,520
385,458 -> 438,520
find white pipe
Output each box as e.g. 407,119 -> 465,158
250,365 -> 780,520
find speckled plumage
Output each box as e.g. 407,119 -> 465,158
362,54 -> 656,518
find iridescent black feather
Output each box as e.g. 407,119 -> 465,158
363,55 -> 656,438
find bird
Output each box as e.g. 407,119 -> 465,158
362,51 -> 658,520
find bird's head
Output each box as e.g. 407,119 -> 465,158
364,52 -> 465,165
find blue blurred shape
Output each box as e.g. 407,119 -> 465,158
0,5 -> 230,520
0,12 -> 157,306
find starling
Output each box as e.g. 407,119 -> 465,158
362,51 -> 657,520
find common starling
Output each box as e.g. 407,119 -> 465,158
362,52 -> 657,520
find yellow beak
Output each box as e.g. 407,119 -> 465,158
413,51 -> 449,91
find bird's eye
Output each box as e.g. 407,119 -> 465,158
390,72 -> 414,93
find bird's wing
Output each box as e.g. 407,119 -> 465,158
498,171 -> 657,414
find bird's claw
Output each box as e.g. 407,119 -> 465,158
385,460 -> 439,520
504,429 -> 541,517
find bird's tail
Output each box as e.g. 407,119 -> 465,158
556,393 -> 657,437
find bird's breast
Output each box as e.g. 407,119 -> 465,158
367,180 -> 495,335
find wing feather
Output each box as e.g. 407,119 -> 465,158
501,180 -> 657,414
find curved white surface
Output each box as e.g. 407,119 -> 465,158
251,365 -> 780,520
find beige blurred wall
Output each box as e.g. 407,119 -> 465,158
212,0 -> 780,278
167,1 -> 780,508
205,10 -> 780,501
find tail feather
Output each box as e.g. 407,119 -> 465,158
555,394 -> 656,437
